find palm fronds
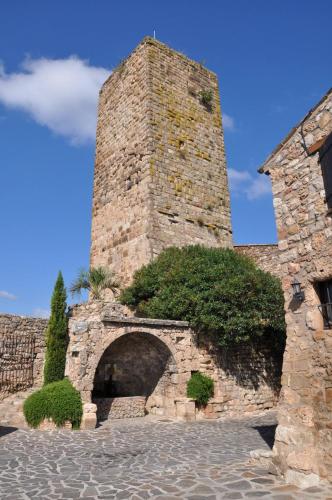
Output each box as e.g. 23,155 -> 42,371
70,266 -> 119,300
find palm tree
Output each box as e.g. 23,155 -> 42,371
70,266 -> 119,300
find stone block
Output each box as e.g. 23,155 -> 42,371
285,469 -> 320,489
175,399 -> 196,421
81,413 -> 97,430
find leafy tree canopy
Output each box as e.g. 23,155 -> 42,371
120,246 -> 286,347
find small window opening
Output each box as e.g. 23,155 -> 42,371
317,279 -> 332,329
319,132 -> 332,211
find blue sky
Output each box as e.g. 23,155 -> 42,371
0,0 -> 331,316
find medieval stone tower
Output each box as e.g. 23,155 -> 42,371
90,37 -> 232,285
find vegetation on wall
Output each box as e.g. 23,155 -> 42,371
43,272 -> 68,385
120,246 -> 286,348
199,89 -> 213,109
70,266 -> 119,300
23,378 -> 82,429
187,371 -> 214,406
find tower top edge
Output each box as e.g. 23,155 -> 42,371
100,36 -> 218,92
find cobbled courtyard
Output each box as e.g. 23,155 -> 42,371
0,411 -> 331,499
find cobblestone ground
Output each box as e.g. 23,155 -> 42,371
0,412 -> 331,499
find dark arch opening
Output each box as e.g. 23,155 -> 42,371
92,332 -> 175,399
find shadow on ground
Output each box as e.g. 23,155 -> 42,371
0,426 -> 18,438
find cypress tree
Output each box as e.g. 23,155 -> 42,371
43,272 -> 68,385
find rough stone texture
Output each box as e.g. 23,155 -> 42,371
93,331 -> 175,398
1,411 -> 332,499
0,314 -> 47,399
94,396 -> 146,420
0,388 -> 35,428
66,301 -> 282,425
90,37 -> 232,287
235,244 -> 282,278
260,88 -> 332,485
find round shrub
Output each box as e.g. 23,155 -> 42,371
23,378 -> 83,429
120,245 -> 286,348
187,372 -> 214,406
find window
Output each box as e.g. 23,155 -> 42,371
319,131 -> 332,211
317,279 -> 332,329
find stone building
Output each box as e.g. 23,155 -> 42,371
0,38 -> 284,430
259,88 -> 332,487
90,36 -> 232,286
64,38 -> 283,428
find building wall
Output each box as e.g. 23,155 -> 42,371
66,302 -> 281,421
235,244 -> 281,277
0,314 -> 47,399
260,89 -> 332,486
90,37 -> 232,286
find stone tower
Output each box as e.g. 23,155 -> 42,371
90,37 -> 232,285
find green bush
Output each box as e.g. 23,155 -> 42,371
187,372 -> 214,406
199,89 -> 213,108
23,378 -> 83,429
43,272 -> 68,385
120,245 -> 286,348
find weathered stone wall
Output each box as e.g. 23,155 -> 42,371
93,331 -> 175,399
260,89 -> 332,486
235,244 -> 281,277
94,396 -> 146,420
66,301 -> 281,423
199,337 -> 282,416
90,37 -> 232,286
0,314 -> 47,399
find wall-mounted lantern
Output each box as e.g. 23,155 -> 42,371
291,279 -> 305,302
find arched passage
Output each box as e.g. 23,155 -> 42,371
92,331 -> 178,419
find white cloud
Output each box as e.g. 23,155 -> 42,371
246,175 -> 271,200
0,56 -> 110,144
228,168 -> 251,185
0,290 -> 17,300
33,308 -> 50,319
223,113 -> 235,131
228,168 -> 271,200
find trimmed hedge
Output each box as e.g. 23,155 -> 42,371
187,372 -> 214,406
120,245 -> 286,348
23,378 -> 82,429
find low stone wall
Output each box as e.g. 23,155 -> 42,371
94,396 -> 146,420
235,244 -> 282,278
0,314 -> 47,400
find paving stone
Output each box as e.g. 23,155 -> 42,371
251,478 -> 275,485
222,493 -> 243,499
0,413 -> 331,499
225,480 -> 252,490
245,492 -> 270,497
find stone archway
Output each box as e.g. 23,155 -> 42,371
65,304 -> 199,426
92,331 -> 177,420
